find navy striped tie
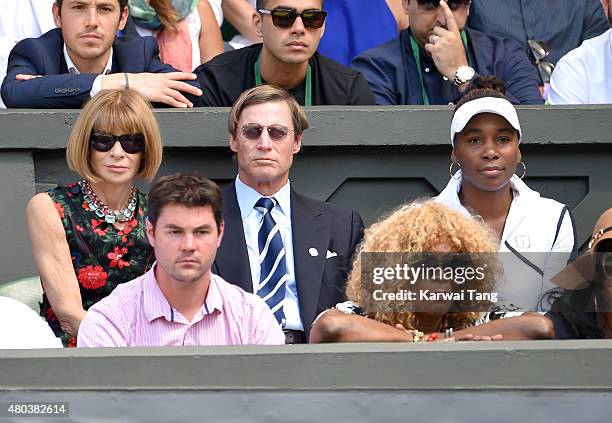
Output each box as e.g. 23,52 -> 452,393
254,197 -> 287,325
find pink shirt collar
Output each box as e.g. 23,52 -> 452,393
142,264 -> 224,324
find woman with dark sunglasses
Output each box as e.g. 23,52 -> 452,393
435,76 -> 576,312
546,209 -> 612,339
26,89 -> 163,347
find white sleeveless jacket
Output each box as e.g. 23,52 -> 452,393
435,172 -> 576,311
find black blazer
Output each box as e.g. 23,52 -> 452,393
212,182 -> 365,340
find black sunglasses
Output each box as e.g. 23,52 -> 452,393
258,8 -> 327,29
417,0 -> 471,12
241,123 -> 292,141
90,132 -> 145,154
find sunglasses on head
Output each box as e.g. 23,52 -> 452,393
258,8 -> 327,29
416,0 -> 471,12
241,123 -> 292,141
90,132 -> 145,154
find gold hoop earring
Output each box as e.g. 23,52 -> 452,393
515,161 -> 527,179
449,162 -> 461,180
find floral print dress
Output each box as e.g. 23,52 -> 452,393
41,182 -> 154,347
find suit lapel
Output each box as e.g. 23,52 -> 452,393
291,190 -> 331,330
214,182 -> 253,292
48,29 -> 68,74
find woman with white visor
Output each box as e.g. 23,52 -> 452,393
435,76 -> 576,311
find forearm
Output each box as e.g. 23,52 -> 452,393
198,0 -> 224,64
27,194 -> 85,336
222,0 -> 261,43
1,74 -> 94,108
310,309 -> 412,343
453,313 -> 555,340
38,260 -> 86,335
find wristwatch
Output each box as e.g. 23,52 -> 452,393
453,65 -> 476,87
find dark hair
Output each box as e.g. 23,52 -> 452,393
56,0 -> 129,12
256,0 -> 324,9
453,76 -> 508,113
147,173 -> 224,231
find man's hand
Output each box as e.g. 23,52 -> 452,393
101,72 -> 203,108
424,0 -> 469,83
16,74 -> 42,80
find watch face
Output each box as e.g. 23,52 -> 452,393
457,66 -> 475,81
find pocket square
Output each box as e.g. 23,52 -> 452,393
326,250 -> 338,259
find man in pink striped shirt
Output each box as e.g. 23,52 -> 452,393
77,174 -> 285,347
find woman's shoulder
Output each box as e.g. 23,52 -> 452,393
513,179 -> 568,214
46,181 -> 82,199
531,195 -> 569,214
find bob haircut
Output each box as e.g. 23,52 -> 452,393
228,85 -> 309,141
66,89 -> 163,182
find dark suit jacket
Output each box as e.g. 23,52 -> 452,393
352,27 -> 544,105
1,28 -> 184,108
212,182 -> 365,340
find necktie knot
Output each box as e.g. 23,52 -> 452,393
255,197 -> 276,214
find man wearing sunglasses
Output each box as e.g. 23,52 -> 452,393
352,0 -> 543,105
190,0 -> 375,107
212,85 -> 365,343
1,0 -> 202,108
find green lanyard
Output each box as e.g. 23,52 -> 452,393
254,53 -> 312,106
409,31 -> 470,105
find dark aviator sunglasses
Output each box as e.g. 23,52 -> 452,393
241,123 -> 293,141
258,8 -> 327,29
90,132 -> 145,154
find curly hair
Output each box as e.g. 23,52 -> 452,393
345,200 -> 501,331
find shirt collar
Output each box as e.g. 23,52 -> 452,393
234,175 -> 291,220
63,44 -> 113,75
143,263 -> 223,323
436,171 -> 539,215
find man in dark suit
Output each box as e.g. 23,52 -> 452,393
351,0 -> 543,105
212,85 -> 364,343
1,0 -> 201,108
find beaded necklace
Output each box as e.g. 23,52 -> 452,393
79,179 -> 137,224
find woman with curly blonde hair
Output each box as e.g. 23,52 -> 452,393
310,200 -> 554,342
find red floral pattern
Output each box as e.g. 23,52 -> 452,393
77,265 -> 109,289
108,246 -> 131,269
54,202 -> 64,218
91,219 -> 110,236
41,182 -> 153,347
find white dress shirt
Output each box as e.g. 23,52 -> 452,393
235,176 -> 303,331
548,28 -> 612,104
63,44 -> 113,97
